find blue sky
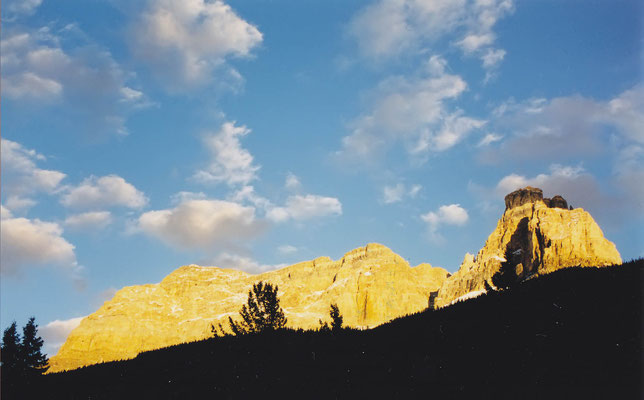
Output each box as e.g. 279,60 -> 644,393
1,0 -> 642,354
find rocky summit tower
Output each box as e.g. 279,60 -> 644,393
433,186 -> 621,308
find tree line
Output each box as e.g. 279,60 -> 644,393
1,317 -> 48,398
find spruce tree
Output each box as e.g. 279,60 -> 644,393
1,321 -> 22,372
2,321 -> 24,398
20,317 -> 48,376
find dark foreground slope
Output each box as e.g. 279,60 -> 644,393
38,260 -> 642,399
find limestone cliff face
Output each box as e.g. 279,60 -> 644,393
434,187 -> 622,308
49,243 -> 448,372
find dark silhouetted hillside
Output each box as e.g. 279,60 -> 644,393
34,259 -> 642,399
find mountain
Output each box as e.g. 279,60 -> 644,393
434,186 -> 622,308
48,186 -> 622,373
48,243 -> 449,372
39,260 -> 642,399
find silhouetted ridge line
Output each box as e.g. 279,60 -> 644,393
35,260 -> 642,399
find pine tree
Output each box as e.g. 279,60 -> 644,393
1,321 -> 22,372
329,303 -> 343,332
2,318 -> 48,397
20,317 -> 48,377
228,282 -> 287,335
1,321 -> 24,398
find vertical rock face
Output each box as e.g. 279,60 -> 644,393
434,187 -> 621,308
48,243 -> 449,372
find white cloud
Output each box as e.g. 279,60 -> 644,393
267,195 -> 342,223
493,164 -> 608,213
61,175 -> 148,209
339,56 -> 484,159
138,198 -> 264,251
349,0 -> 513,70
285,172 -> 301,190
481,48 -> 506,68
457,33 -> 495,53
480,85 -> 644,221
65,211 -> 113,230
1,138 -> 67,196
421,204 -> 469,242
473,159 -> 643,226
383,184 -> 406,204
277,245 -> 298,255
130,0 -> 263,89
414,111 -> 486,153
496,164 -> 585,196
3,71 -> 63,98
614,145 -> 644,214
1,27 -> 149,135
409,184 -> 422,198
170,191 -> 207,204
486,85 -> 644,161
210,252 -> 286,274
194,122 -> 260,186
5,196 -> 37,213
5,0 -> 43,16
382,183 -> 422,204
39,316 -> 84,356
477,133 -> 503,147
0,217 -> 79,277
230,185 -> 272,210
1,205 -> 14,219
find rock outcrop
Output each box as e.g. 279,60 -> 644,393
48,243 -> 448,372
434,187 -> 621,308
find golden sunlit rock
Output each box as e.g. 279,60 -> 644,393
434,187 -> 622,308
48,243 -> 448,372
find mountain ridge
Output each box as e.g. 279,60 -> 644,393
39,260 -> 642,399
48,243 -> 449,372
48,186 -> 622,372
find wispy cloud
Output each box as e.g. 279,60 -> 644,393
337,56 -> 484,161
267,195 -> 342,223
1,139 -> 66,207
382,183 -> 422,204
1,26 -> 151,136
194,122 -> 260,187
349,0 -> 513,72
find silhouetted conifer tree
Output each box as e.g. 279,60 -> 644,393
318,303 -> 343,332
2,321 -> 23,398
211,323 -> 230,337
2,321 -> 22,371
2,318 -> 48,398
329,303 -> 343,331
492,248 -> 520,290
228,282 -> 287,334
21,317 -> 48,377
